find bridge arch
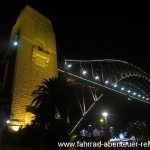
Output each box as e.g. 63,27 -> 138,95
62,59 -> 150,104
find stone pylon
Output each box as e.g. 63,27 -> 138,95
9,5 -> 58,131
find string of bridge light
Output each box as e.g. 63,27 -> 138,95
65,59 -> 150,82
66,63 -> 149,101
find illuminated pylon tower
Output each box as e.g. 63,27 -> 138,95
10,5 -> 58,131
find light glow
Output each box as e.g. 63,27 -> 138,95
95,76 -> 99,80
10,126 -> 20,132
100,119 -> 104,123
119,133 -> 124,139
121,87 -> 124,91
82,70 -> 87,75
6,120 -> 10,124
105,80 -> 109,84
133,92 -> 136,96
67,64 -> 72,68
113,84 -> 117,88
102,112 -> 108,117
13,41 -> 18,46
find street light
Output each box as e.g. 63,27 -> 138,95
102,112 -> 108,126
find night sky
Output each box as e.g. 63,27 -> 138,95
0,2 -> 150,72
0,1 -> 150,125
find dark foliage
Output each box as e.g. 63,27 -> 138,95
126,121 -> 150,141
22,77 -> 79,149
31,77 -> 78,127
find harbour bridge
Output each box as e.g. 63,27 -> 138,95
0,6 -> 150,132
58,59 -> 150,133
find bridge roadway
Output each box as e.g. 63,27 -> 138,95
58,69 -> 150,105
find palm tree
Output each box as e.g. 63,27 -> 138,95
32,77 -> 77,128
31,77 -> 78,148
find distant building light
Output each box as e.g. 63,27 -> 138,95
119,133 -> 124,140
146,98 -> 149,100
100,119 -> 104,123
13,41 -> 18,46
82,70 -> 87,75
142,96 -> 145,99
121,87 -> 124,91
138,94 -> 141,97
88,124 -> 92,127
105,80 -> 109,84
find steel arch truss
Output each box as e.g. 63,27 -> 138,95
62,59 -> 150,104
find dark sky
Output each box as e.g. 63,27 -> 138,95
0,1 -> 150,124
0,1 -> 150,73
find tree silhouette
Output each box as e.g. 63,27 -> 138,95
32,77 -> 77,127
31,77 -> 78,149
